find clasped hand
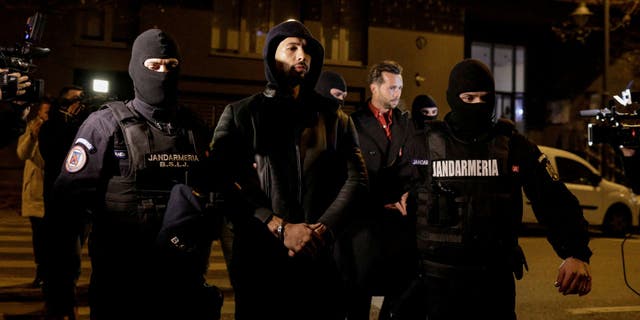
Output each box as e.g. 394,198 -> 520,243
283,222 -> 326,257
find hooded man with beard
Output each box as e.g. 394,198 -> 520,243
394,59 -> 593,319
208,20 -> 367,320
43,29 -> 217,319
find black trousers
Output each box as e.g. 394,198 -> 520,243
389,264 -> 517,320
334,213 -> 416,320
88,217 -> 219,320
29,217 -> 45,276
231,219 -> 346,320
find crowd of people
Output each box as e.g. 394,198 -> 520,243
4,19 -> 593,320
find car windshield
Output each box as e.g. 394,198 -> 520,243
555,156 -> 596,185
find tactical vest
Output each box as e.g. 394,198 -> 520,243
414,119 -> 521,267
102,101 -> 201,224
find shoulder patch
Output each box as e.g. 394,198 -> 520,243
539,154 -> 559,181
65,145 -> 88,173
74,138 -> 96,153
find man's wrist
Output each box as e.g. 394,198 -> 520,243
276,221 -> 287,241
266,214 -> 286,240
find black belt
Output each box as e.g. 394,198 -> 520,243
420,259 -> 497,279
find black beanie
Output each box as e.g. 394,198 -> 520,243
315,71 -> 346,102
128,29 -> 181,108
445,59 -> 496,137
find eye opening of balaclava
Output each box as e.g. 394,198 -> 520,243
315,71 -> 346,103
412,94 -> 438,128
128,29 -> 181,108
445,59 -> 496,135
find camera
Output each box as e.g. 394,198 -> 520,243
580,87 -> 640,148
58,91 -> 119,125
0,12 -> 49,102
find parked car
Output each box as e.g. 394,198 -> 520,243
522,146 -> 640,236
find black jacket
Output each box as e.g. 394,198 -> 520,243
210,90 -> 367,236
208,20 -> 367,237
351,103 -> 411,209
404,117 -> 592,263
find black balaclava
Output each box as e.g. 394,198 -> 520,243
315,71 -> 346,103
263,20 -> 324,95
128,29 -> 181,109
412,94 -> 438,128
445,59 -> 495,137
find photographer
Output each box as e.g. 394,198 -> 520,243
39,85 -> 85,216
0,68 -> 32,100
620,147 -> 640,194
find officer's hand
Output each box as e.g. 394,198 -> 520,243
621,147 -> 636,157
308,222 -> 328,245
555,257 -> 591,296
383,192 -> 409,216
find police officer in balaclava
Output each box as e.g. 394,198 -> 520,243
445,59 -> 496,140
411,94 -> 438,130
129,28 -> 181,121
44,29 -> 217,320
397,58 -> 592,319
315,70 -> 348,104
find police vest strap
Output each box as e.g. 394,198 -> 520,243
103,101 -> 151,172
102,101 -> 138,125
494,118 -> 516,137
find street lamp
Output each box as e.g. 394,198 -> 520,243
555,0 -> 639,103
566,0 -> 611,103
571,1 -> 594,27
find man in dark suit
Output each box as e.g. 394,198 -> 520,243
344,60 -> 414,320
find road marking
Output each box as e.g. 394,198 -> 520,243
0,235 -> 31,242
597,237 -> 640,243
567,305 -> 640,314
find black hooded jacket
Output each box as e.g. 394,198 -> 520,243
209,20 -> 367,236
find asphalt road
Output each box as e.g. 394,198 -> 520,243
515,229 -> 640,320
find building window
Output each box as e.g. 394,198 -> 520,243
75,1 -> 137,48
471,42 -> 526,132
210,0 -> 299,57
210,0 -> 364,65
302,0 -> 365,66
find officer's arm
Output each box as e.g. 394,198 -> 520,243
518,136 -> 592,262
316,115 -> 368,238
54,112 -> 113,204
45,111 -> 114,316
208,104 -> 273,223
